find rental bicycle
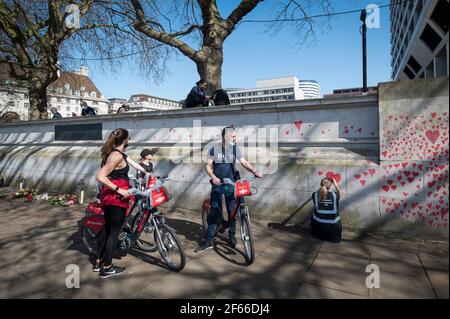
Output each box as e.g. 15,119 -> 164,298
201,176 -> 259,265
80,175 -> 186,272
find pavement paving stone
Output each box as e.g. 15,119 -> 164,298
295,283 -> 367,299
369,271 -> 436,299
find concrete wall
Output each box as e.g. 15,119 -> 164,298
0,78 -> 448,241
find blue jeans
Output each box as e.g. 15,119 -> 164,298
206,184 -> 237,242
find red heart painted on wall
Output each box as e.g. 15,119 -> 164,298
426,130 -> 440,144
326,172 -> 341,183
294,120 -> 303,131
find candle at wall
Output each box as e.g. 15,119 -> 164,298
19,183 -> 23,192
80,190 -> 84,204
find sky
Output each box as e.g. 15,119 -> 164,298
85,0 -> 393,101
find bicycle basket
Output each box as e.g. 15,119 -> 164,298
149,186 -> 171,208
147,175 -> 157,189
85,202 -> 103,215
235,180 -> 252,198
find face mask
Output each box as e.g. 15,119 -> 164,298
228,140 -> 235,146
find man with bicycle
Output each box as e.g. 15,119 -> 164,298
196,126 -> 263,253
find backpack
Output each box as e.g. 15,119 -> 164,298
212,89 -> 230,106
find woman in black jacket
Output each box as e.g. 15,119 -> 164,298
185,80 -> 210,108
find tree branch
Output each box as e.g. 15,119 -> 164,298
226,0 -> 263,34
168,24 -> 201,37
130,0 -> 200,62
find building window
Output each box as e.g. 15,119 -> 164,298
420,24 -> 442,52
407,55 -> 422,73
90,92 -> 97,98
403,65 -> 415,79
431,0 -> 449,34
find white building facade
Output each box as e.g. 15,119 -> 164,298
0,85 -> 29,121
390,0 -> 449,80
108,98 -> 128,114
0,66 -> 108,120
298,80 -> 322,99
47,67 -> 109,117
227,77 -> 307,105
128,94 -> 182,112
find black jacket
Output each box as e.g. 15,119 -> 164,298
212,89 -> 230,106
185,86 -> 207,108
82,106 -> 96,116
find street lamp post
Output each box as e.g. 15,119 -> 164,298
360,9 -> 368,94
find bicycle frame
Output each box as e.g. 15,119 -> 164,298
128,175 -> 171,252
204,177 -> 256,229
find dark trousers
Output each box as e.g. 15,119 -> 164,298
97,205 -> 126,266
311,216 -> 342,243
206,184 -> 237,242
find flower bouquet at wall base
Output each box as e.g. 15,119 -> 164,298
48,194 -> 78,206
7,188 -> 39,202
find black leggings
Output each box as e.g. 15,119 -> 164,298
97,205 -> 126,266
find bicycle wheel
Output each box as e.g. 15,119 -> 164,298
81,226 -> 98,256
136,220 -> 157,252
240,206 -> 255,265
154,224 -> 186,272
129,204 -> 157,253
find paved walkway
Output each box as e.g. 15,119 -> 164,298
0,198 -> 448,299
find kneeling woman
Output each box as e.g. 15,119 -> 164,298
95,128 -> 150,278
311,177 -> 343,243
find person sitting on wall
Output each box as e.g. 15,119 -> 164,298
50,106 -> 62,119
211,89 -> 231,106
184,79 -> 210,108
81,100 -> 97,116
311,177 -> 343,243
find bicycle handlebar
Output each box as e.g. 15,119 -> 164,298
128,188 -> 150,197
222,175 -> 259,186
129,174 -> 170,189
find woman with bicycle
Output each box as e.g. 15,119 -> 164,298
311,177 -> 343,243
94,128 -> 152,278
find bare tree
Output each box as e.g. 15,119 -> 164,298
122,0 -> 333,94
0,0 -> 117,120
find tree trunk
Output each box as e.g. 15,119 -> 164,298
28,85 -> 49,120
196,46 -> 224,95
28,69 -> 58,120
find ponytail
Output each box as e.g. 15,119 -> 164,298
101,128 -> 129,159
318,178 -> 333,203
318,186 -> 328,203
